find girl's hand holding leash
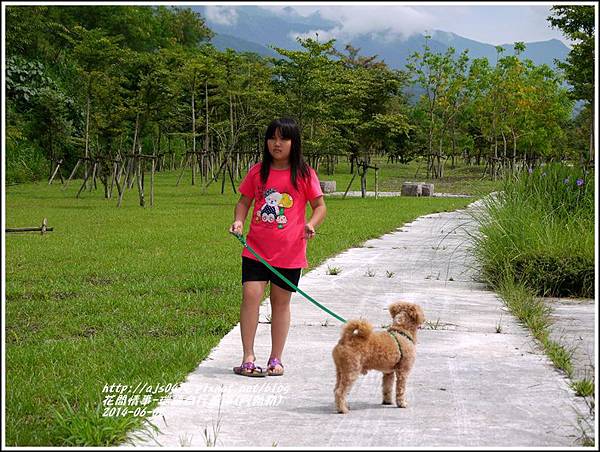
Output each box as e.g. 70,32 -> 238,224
305,222 -> 316,240
230,220 -> 243,236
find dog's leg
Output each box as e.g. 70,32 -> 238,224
395,370 -> 408,408
335,369 -> 360,414
382,372 -> 394,405
334,366 -> 341,393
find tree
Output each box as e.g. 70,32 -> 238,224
333,48 -> 411,163
547,5 -> 595,165
155,6 -> 214,48
271,37 -> 339,134
69,27 -> 124,181
407,36 -> 471,178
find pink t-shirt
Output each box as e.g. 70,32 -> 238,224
239,163 -> 323,268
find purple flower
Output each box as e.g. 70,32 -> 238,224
576,178 -> 584,186
563,178 -> 570,184
528,167 -> 533,174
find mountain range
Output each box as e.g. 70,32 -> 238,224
193,5 -> 571,70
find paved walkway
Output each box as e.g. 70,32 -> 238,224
329,190 -> 472,198
122,200 -> 595,448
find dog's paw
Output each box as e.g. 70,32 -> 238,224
382,400 -> 393,405
335,400 -> 349,414
396,400 -> 407,408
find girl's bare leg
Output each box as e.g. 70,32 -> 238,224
268,283 -> 292,374
240,281 -> 267,363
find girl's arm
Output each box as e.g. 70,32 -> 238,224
230,194 -> 253,235
305,196 -> 327,239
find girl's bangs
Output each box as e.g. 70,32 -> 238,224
266,121 -> 294,139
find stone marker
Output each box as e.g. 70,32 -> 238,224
320,180 -> 336,193
421,183 -> 434,196
401,182 -> 422,196
402,182 -> 434,196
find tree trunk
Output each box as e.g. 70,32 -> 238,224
493,137 -> 498,180
204,79 -> 210,181
130,113 -> 140,189
511,129 -> 517,172
156,126 -> 162,171
84,77 -> 92,187
191,77 -> 196,186
501,131 -> 507,173
229,92 -> 234,149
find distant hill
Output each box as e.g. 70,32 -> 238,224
193,5 -> 571,71
192,5 -> 581,114
196,5 -> 337,57
211,32 -> 278,58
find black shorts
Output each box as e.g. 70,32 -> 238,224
242,257 -> 301,292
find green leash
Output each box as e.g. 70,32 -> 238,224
231,232 -> 347,324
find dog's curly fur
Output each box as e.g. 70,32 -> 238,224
332,301 -> 425,413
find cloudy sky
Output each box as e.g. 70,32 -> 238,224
203,3 -> 579,47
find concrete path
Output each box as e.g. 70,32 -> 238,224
122,200 -> 595,448
545,297 -> 595,382
330,190 -> 472,198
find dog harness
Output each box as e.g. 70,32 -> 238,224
387,329 -> 415,362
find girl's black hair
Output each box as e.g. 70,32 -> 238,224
260,118 -> 310,190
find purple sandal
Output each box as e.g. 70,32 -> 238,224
233,361 -> 267,377
267,357 -> 284,376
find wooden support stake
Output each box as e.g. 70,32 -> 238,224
206,158 -> 227,188
151,157 -> 155,207
220,158 -> 226,194
114,165 -> 123,200
137,157 -> 145,207
192,151 -> 196,186
176,153 -> 189,186
76,166 -> 93,198
227,158 -> 237,194
343,171 -> 357,199
109,162 -> 117,199
63,159 -> 81,191
360,162 -> 367,198
6,218 -> 53,234
89,161 -> 98,191
117,158 -> 133,207
48,159 -> 63,185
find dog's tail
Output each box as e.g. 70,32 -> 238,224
339,319 -> 373,343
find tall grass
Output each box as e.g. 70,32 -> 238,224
5,140 -> 50,184
471,163 -> 594,298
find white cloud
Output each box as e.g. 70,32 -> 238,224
259,5 -> 321,18
282,5 -> 433,44
310,6 -> 430,42
204,6 -> 239,26
263,4 -> 572,47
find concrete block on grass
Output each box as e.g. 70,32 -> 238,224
320,181 -> 336,193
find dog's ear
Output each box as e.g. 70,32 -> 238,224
388,302 -> 402,319
407,304 -> 425,325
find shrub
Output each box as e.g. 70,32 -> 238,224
6,140 -> 50,184
472,163 -> 594,298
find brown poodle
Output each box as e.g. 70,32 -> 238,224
332,301 -> 425,413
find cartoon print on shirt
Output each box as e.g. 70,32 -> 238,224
256,188 -> 294,229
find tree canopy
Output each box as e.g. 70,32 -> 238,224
5,5 -> 586,184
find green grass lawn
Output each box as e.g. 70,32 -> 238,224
5,164 -> 483,446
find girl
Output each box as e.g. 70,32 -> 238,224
229,118 -> 327,377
